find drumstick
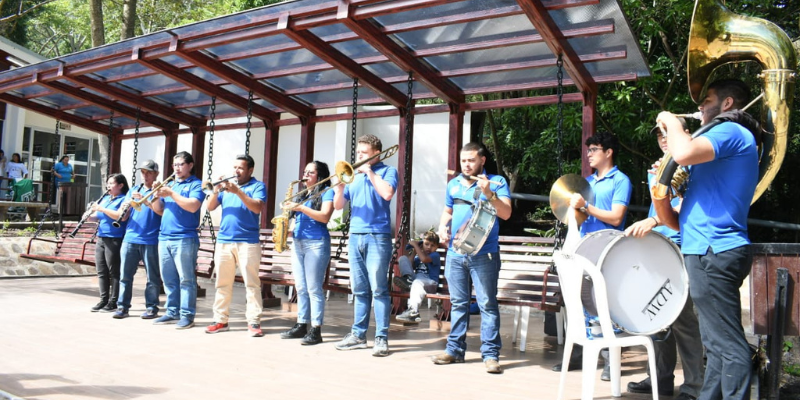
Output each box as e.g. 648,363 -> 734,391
445,170 -> 505,186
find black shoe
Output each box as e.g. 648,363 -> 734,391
280,323 -> 308,339
675,393 -> 697,400
301,326 -> 322,345
99,303 -> 116,313
392,275 -> 413,292
91,301 -> 107,312
600,364 -> 610,381
552,358 -> 582,372
627,378 -> 675,396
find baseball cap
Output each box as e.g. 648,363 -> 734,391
139,159 -> 159,172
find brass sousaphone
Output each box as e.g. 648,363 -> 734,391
654,0 -> 796,204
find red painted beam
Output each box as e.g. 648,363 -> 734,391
37,79 -> 178,131
340,11 -> 464,104
64,75 -> 206,128
581,90 -> 596,177
0,93 -> 121,135
394,109 -> 414,251
298,120 -> 316,178
515,0 -> 596,94
263,122 -> 280,226
280,19 -> 407,109
448,104 -> 464,175
163,131 -> 179,179
138,56 -> 280,122
191,126 -> 207,181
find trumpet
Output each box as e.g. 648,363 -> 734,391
203,175 -> 237,196
282,145 -> 399,206
129,172 -> 176,211
70,191 -> 110,238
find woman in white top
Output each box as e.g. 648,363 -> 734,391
6,153 -> 28,181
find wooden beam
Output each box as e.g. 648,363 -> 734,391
0,93 -> 121,135
515,0 -> 596,94
191,126 -> 207,181
448,103 -> 464,175
298,120 -> 316,178
280,19 -> 407,109
137,56 -> 280,122
163,131 -> 179,179
110,133 -> 123,174
37,79 -> 178,131
262,121 -> 279,226
178,50 -> 313,118
340,10 -> 464,104
395,108 -> 414,251
581,90 -> 596,177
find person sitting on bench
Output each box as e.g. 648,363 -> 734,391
394,231 -> 441,323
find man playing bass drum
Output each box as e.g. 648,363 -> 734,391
432,142 -> 511,374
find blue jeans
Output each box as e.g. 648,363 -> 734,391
685,245 -> 752,400
118,242 -> 161,310
349,233 -> 392,339
445,252 -> 501,360
159,238 -> 199,320
292,237 -> 331,326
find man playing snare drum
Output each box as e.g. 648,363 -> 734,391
432,142 -> 511,374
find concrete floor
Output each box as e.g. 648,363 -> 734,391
0,272 -> 672,400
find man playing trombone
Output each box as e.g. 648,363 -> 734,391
333,134 -> 398,357
204,154 -> 267,337
150,151 -> 205,330
112,160 -> 164,320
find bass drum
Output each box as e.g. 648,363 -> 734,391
574,229 -> 688,335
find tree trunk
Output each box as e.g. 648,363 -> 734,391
121,0 -> 137,40
89,0 -> 104,47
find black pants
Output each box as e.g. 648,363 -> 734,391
685,245 -> 752,400
96,236 -> 123,305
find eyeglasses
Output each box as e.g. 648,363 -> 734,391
586,147 -> 604,155
303,170 -> 316,175
173,162 -> 186,167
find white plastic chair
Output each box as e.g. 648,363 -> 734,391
553,250 -> 659,400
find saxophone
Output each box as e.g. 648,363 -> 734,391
270,179 -> 307,253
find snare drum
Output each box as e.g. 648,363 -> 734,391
452,200 -> 497,256
574,229 -> 687,335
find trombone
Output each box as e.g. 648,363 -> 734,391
203,175 -> 237,196
281,144 -> 398,206
129,172 -> 176,211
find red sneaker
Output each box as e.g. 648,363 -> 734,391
249,324 -> 264,337
205,322 -> 229,334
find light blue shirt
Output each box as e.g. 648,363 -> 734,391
343,162 -> 397,234
53,162 -> 72,183
97,194 -> 127,238
445,172 -> 510,256
294,189 -> 334,240
647,173 -> 681,246
679,121 -> 757,255
217,177 -> 266,244
159,175 -> 204,241
580,166 -> 632,236
123,184 -> 161,245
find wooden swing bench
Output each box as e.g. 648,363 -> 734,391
20,221 -> 98,265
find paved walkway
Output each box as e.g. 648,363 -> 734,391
0,273 -> 667,399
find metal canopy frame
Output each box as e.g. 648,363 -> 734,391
0,0 -> 650,221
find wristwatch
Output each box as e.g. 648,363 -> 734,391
579,206 -> 587,214
489,192 -> 498,201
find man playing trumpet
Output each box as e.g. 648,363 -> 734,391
113,160 -> 164,320
204,154 -> 267,337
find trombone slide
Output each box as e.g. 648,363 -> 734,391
445,170 -> 505,186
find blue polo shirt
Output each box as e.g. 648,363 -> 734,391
680,121 -> 757,255
294,189 -> 334,240
123,184 -> 162,245
97,194 -> 127,238
217,177 -> 266,244
647,173 -> 681,246
53,163 -> 72,183
580,166 -> 632,236
413,251 -> 442,284
343,162 -> 397,234
159,175 -> 204,241
445,172 -> 510,256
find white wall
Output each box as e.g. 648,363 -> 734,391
112,107 -> 470,232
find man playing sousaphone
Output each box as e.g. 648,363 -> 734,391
432,142 -> 511,374
647,78 -> 760,400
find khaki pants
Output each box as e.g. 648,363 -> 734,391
212,242 -> 263,325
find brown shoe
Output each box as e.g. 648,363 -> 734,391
485,358 -> 503,374
431,352 -> 465,365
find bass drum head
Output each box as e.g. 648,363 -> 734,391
575,230 -> 688,335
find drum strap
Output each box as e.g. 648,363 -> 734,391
453,198 -> 472,206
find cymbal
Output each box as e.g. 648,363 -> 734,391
549,174 -> 595,225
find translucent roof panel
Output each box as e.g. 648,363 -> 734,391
0,0 -> 649,134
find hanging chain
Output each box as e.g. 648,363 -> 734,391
106,111 -> 114,179
389,72 -> 414,268
131,108 -> 140,186
200,96 -> 217,243
552,54 -> 566,254
245,91 -> 253,156
334,78 -> 359,259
